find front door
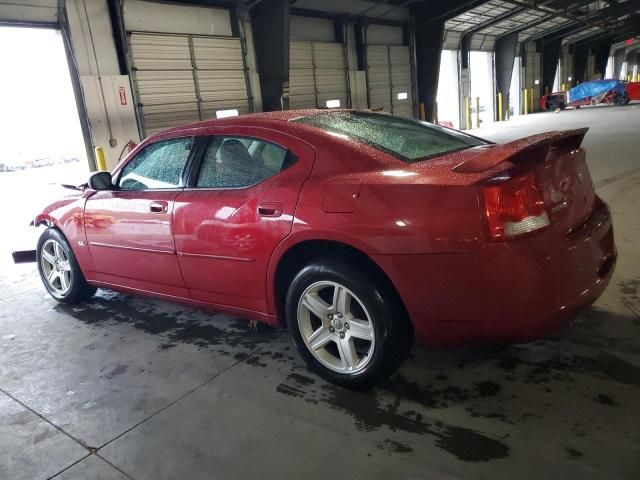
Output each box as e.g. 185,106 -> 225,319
173,130 -> 314,313
84,136 -> 194,296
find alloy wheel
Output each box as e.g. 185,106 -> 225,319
40,239 -> 72,296
297,281 -> 375,374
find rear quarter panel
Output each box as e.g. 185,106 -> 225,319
265,138 -> 488,314
284,139 -> 486,256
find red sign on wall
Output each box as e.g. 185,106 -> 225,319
119,86 -> 127,106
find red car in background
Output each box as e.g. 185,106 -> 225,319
541,81 -> 640,110
31,110 -> 616,388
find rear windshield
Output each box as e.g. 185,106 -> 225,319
293,111 -> 487,163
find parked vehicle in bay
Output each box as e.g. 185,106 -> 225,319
27,110 -> 616,388
540,79 -> 640,111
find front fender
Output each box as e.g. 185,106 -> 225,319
33,193 -> 94,275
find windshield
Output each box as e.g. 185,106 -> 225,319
293,111 -> 487,163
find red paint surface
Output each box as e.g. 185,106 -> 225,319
35,110 -> 616,345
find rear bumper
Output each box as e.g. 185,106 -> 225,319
373,200 -> 616,346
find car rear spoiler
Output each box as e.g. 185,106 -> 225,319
452,128 -> 589,174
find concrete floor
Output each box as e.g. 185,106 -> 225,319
1,104 -> 639,480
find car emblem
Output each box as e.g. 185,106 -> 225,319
576,171 -> 584,184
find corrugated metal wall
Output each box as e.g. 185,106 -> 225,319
367,45 -> 414,116
289,41 -> 349,109
128,32 -> 250,135
524,50 -> 541,111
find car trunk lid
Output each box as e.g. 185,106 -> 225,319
452,128 -> 595,235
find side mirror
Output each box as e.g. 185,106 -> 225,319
88,171 -> 114,191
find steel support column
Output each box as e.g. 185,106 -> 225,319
494,32 -> 518,120
354,19 -> 367,71
250,0 -> 290,111
574,44 -> 589,83
593,43 -> 611,79
414,18 -> 445,122
541,38 -> 562,94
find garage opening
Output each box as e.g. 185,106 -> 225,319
436,50 -> 460,128
0,26 -> 88,260
509,56 -> 522,117
470,51 -> 495,128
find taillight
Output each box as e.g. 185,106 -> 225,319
483,172 -> 550,239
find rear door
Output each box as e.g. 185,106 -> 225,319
173,128 -> 315,313
84,136 -> 194,296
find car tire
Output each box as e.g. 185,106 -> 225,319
37,228 -> 96,303
286,259 -> 411,390
616,92 -> 630,105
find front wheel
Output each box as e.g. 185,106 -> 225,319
286,260 -> 410,389
37,228 -> 96,303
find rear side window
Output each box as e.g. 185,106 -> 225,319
196,136 -> 295,188
293,111 -> 486,163
119,137 -> 192,190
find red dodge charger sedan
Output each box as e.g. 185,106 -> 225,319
33,110 -> 616,388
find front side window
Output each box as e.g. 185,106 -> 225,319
196,136 -> 294,188
293,111 -> 487,163
118,137 -> 192,190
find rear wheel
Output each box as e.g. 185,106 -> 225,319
286,260 -> 410,389
615,92 -> 630,105
37,228 -> 96,303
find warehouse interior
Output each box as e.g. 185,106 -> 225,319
1,0 -> 640,479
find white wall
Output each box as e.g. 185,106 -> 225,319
290,15 -> 335,42
124,0 -> 232,36
367,24 -> 403,45
66,0 -> 139,169
0,0 -> 58,23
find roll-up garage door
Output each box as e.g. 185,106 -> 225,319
128,32 -> 250,136
289,41 -> 349,109
0,0 -> 58,24
367,45 -> 414,117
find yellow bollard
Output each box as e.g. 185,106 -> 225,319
524,88 -> 529,115
419,102 -> 426,121
94,147 -> 107,172
475,97 -> 480,129
498,92 -> 503,122
529,88 -> 534,113
465,97 -> 471,129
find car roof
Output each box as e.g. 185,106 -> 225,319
156,109 -> 333,136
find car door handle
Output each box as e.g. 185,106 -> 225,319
257,202 -> 283,217
149,201 -> 168,213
